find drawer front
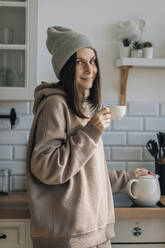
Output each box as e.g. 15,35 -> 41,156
112,219 -> 165,243
0,221 -> 25,248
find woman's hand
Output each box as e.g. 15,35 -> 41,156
132,168 -> 154,178
89,106 -> 111,132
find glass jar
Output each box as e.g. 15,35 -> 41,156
0,169 -> 11,194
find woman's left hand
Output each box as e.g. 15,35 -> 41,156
132,168 -> 154,178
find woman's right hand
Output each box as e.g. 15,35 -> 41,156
89,106 -> 111,132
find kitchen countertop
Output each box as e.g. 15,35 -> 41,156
0,192 -> 165,219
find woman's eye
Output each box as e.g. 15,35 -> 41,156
90,59 -> 96,64
76,60 -> 82,65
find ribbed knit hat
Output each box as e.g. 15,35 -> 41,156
46,26 -> 96,79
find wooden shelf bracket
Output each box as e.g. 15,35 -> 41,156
120,66 -> 132,106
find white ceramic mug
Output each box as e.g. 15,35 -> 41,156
108,105 -> 126,120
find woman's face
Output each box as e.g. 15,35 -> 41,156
75,48 -> 97,93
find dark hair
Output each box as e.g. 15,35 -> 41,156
58,50 -> 101,118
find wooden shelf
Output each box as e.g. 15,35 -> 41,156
116,58 -> 165,106
116,58 -> 165,68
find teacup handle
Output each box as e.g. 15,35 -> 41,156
126,179 -> 139,199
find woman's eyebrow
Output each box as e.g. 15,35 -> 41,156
76,56 -> 96,60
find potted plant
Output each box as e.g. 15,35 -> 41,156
143,41 -> 153,58
119,37 -> 132,58
131,40 -> 143,58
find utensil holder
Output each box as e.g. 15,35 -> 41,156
155,159 -> 165,195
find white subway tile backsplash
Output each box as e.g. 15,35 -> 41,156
14,146 -> 27,160
15,115 -> 33,130
112,118 -> 143,131
143,147 -> 155,161
160,103 -> 165,116
0,131 -> 28,145
0,119 -> 11,130
104,147 -> 110,161
128,132 -> 155,145
145,118 -> 165,131
0,161 -> 25,174
11,175 -> 26,191
30,101 -> 34,115
107,162 -> 126,171
103,132 -> 126,145
0,101 -> 30,114
126,162 -> 155,173
0,146 -> 12,160
102,100 -> 118,107
128,102 -> 159,116
111,147 -> 142,161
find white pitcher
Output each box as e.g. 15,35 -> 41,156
126,174 -> 161,206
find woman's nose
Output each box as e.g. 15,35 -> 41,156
85,63 -> 92,73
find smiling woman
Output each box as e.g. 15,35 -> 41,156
26,26 -> 149,248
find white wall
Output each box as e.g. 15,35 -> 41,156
38,0 -> 165,103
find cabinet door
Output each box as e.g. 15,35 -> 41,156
25,219 -> 33,248
0,0 -> 38,100
112,219 -> 165,243
0,220 -> 26,248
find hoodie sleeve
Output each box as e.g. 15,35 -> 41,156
31,97 -> 102,185
108,170 -> 133,193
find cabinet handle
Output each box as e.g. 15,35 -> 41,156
132,226 -> 142,237
0,233 -> 7,239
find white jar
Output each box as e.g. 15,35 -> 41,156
143,47 -> 153,58
131,49 -> 143,58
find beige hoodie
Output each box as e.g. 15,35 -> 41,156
26,82 -> 131,248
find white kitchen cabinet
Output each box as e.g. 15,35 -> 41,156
0,219 -> 33,248
111,219 -> 165,247
0,0 -> 38,100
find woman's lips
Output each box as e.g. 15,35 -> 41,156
81,77 -> 93,80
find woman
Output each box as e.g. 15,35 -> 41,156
26,26 -> 149,248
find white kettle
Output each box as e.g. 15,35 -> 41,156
126,174 -> 161,206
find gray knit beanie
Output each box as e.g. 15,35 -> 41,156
46,26 -> 96,79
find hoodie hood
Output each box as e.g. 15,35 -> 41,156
33,82 -> 66,115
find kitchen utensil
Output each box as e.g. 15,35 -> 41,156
146,139 -> 158,160
126,174 -> 161,206
152,140 -> 159,159
157,132 -> 162,158
156,132 -> 165,159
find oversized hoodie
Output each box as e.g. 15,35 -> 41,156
26,82 -> 132,248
